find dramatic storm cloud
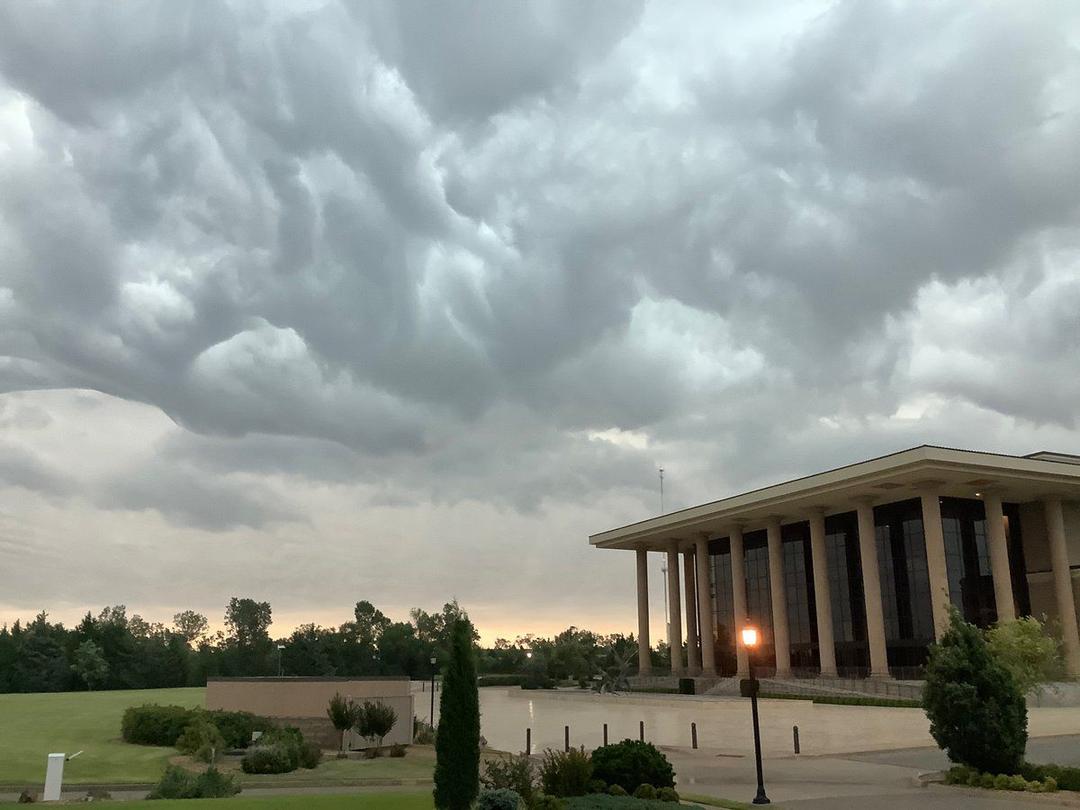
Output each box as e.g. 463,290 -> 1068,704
1,1 -> 1079,640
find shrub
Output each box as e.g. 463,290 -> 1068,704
587,779 -> 607,794
657,786 -> 679,803
363,746 -> 380,759
1021,762 -> 1080,791
481,753 -> 536,805
357,700 -> 398,749
1007,775 -> 1028,791
122,705 -> 197,746
530,795 -> 567,810
413,719 -> 436,745
192,766 -> 240,798
204,709 -> 274,749
978,773 -> 996,789
539,748 -> 593,797
944,765 -> 974,785
475,788 -> 522,810
1045,777 -> 1058,792
477,675 -> 526,687
632,783 -> 657,799
147,765 -> 195,799
986,617 -> 1064,695
434,618 -> 481,810
993,774 -> 1011,790
590,740 -> 675,794
923,610 -> 1028,774
607,784 -> 628,797
241,744 -> 295,775
298,740 -> 322,769
176,720 -> 226,763
390,744 -> 407,758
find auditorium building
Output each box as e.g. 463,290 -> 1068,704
590,446 -> 1080,680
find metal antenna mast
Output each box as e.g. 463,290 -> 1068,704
659,466 -> 665,515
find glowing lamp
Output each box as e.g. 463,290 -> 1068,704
741,626 -> 759,649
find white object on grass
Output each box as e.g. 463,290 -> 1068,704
43,753 -> 64,801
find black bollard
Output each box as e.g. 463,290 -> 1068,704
526,727 -> 531,756
603,723 -> 608,746
793,724 -> 800,755
691,722 -> 698,749
564,725 -> 570,752
639,720 -> 645,741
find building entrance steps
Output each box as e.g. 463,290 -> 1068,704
702,675 -> 924,701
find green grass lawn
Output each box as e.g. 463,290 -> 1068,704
83,793 -> 433,810
0,687 -> 204,786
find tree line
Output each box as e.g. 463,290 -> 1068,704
0,598 -> 661,693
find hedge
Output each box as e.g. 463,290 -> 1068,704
121,704 -> 274,749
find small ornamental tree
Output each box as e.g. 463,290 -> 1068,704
433,618 -> 481,810
327,693 -> 358,752
358,700 -> 398,750
986,616 -> 1064,695
72,639 -> 109,690
923,609 -> 1028,775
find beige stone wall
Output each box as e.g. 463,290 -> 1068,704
206,677 -> 414,748
1021,500 -> 1080,630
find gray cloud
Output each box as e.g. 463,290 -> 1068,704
1,0 -> 1079,633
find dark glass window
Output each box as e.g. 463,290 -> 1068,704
824,511 -> 869,675
1004,503 -> 1032,617
940,497 -> 998,628
782,522 -> 818,671
707,537 -> 738,675
743,530 -> 775,670
874,499 -> 934,675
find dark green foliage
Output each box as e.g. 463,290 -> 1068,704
677,678 -> 694,695
433,618 -> 481,809
147,765 -> 239,799
241,744 -> 295,774
633,784 -> 657,799
607,784 -> 628,796
175,719 -> 225,763
389,743 -> 407,758
531,796 -> 568,810
539,748 -> 594,797
1021,763 -> 1080,791
482,754 -> 536,805
657,786 -> 679,802
590,740 -> 675,794
122,705 -> 198,746
477,675 -> 526,687
944,765 -> 1058,792
923,610 -> 1028,774
240,726 -> 313,774
205,709 -> 274,749
587,779 -> 607,794
413,719 -> 435,745
475,788 -> 523,810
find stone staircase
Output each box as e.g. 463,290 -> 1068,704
705,675 -> 924,701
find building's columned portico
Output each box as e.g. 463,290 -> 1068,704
615,447 -> 1080,680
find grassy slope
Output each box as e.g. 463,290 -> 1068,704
0,687 -> 204,786
90,794 -> 433,810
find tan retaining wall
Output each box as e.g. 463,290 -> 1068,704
206,677 -> 414,748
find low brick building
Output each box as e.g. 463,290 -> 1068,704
206,676 -> 414,749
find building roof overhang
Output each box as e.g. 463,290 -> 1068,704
589,445 -> 1080,551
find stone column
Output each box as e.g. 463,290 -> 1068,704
1044,498 -> 1080,677
730,525 -> 750,679
855,501 -> 890,678
919,490 -> 952,640
983,493 -> 1016,624
808,509 -> 837,677
695,536 -> 717,676
636,548 -> 652,675
683,548 -> 701,675
766,518 -> 792,677
666,541 -> 685,675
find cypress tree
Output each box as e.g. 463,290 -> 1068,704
433,618 -> 480,809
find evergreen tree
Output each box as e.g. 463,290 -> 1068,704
924,609 -> 1028,774
433,618 -> 480,810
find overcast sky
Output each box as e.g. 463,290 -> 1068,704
2,1 -> 1079,643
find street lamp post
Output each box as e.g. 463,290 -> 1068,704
277,644 -> 286,677
741,625 -> 769,805
429,655 -> 437,727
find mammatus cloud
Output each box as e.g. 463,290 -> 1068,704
1,1 -> 1079,639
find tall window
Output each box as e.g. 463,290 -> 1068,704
875,499 -> 934,673
708,537 -> 738,675
824,511 -> 868,675
782,522 -> 818,671
940,497 -> 999,628
743,530 -> 775,669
